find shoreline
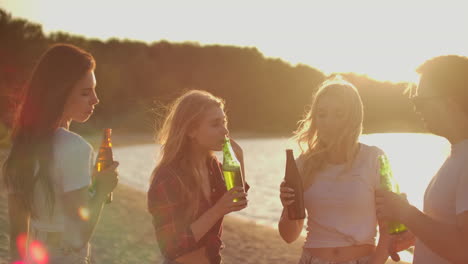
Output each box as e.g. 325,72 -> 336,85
0,183 -> 307,263
0,130 -> 436,151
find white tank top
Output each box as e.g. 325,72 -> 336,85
301,143 -> 384,248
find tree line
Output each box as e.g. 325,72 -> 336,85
0,8 -> 423,140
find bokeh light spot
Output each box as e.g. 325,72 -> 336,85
79,206 -> 90,221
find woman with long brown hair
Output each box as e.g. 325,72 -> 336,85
3,43 -> 118,263
278,76 -> 391,264
147,90 -> 248,264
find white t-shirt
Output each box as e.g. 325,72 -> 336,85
301,143 -> 385,248
413,139 -> 468,264
31,128 -> 93,233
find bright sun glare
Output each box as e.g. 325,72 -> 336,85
360,133 -> 451,210
2,0 -> 468,82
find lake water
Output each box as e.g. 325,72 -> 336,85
115,133 -> 450,228
115,132 -> 451,263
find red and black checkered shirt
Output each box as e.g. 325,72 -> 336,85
147,157 -> 248,262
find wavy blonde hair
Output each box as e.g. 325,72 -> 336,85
293,76 -> 363,187
152,90 -> 225,218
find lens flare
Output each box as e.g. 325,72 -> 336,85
16,233 -> 28,259
29,240 -> 49,264
79,206 -> 90,221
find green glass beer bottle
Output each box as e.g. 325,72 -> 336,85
378,154 -> 407,234
222,137 -> 245,202
90,128 -> 114,204
285,149 -> 306,220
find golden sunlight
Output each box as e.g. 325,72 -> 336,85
3,0 -> 468,82
361,133 -> 450,210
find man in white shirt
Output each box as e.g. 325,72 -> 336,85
376,55 -> 468,264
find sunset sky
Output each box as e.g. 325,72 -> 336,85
2,0 -> 467,82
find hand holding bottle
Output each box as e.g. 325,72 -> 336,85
213,187 -> 248,215
283,149 -> 306,220
375,189 -> 411,222
94,128 -> 115,203
280,181 -> 295,207
93,161 -> 119,196
222,137 -> 245,202
376,155 -> 408,234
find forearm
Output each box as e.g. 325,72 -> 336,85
369,233 -> 390,264
403,206 -> 468,264
190,206 -> 224,242
278,208 -> 303,243
70,189 -> 107,248
83,190 -> 107,240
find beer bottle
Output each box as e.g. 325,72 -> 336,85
378,154 -> 407,234
94,128 -> 114,204
222,137 -> 245,202
284,149 -> 306,220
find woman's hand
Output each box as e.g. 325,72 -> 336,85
280,181 -> 295,208
213,187 -> 248,215
376,189 -> 412,223
278,181 -> 304,243
94,161 -> 119,195
388,230 -> 416,261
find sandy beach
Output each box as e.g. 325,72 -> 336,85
0,183 -> 305,264
0,183 -> 408,264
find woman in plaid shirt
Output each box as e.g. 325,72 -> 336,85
147,90 -> 249,264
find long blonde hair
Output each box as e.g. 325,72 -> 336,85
152,90 -> 225,217
293,76 -> 363,187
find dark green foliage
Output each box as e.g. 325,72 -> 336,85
0,9 -> 423,136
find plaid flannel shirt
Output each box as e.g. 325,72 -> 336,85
147,157 -> 249,262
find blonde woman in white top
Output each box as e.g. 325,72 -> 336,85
3,44 -> 119,264
278,76 -> 390,264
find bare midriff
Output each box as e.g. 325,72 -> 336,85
305,244 -> 375,262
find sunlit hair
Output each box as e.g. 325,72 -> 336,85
3,44 -> 95,217
292,76 -> 363,187
151,90 -> 225,218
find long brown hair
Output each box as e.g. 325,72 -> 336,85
293,76 -> 363,188
152,90 -> 225,219
3,44 -> 96,217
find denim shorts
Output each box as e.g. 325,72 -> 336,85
298,250 -> 371,264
